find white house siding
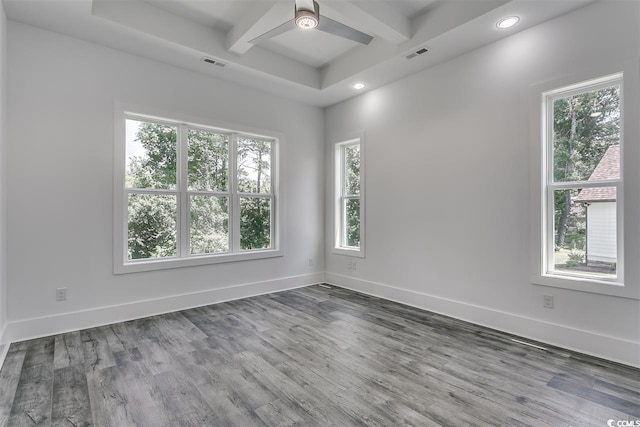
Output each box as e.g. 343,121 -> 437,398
586,202 -> 617,263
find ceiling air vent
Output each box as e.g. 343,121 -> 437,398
406,47 -> 428,60
202,57 -> 226,68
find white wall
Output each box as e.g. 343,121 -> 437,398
0,1 -> 7,355
4,1 -> 639,368
325,1 -> 640,366
5,22 -> 325,339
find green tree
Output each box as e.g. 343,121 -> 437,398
127,123 -> 232,259
237,138 -> 272,249
344,144 -> 360,247
128,193 -> 177,259
190,196 -> 229,255
127,123 -> 177,259
187,129 -> 228,192
240,197 -> 271,250
187,130 -> 230,255
127,123 -> 177,189
552,86 -> 619,248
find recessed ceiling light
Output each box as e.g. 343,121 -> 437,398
353,82 -> 366,90
497,16 -> 520,29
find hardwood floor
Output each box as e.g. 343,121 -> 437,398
0,284 -> 638,426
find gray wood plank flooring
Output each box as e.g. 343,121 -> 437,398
0,284 -> 638,426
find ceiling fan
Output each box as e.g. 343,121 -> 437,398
250,0 -> 374,46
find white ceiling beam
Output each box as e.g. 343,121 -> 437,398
321,1 -> 410,45
91,0 -> 321,89
226,1 -> 292,55
320,0 -> 511,89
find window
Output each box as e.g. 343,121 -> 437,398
115,112 -> 281,273
541,74 -> 623,286
334,137 -> 365,257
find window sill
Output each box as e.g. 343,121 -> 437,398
114,249 -> 283,274
332,247 -> 365,258
531,273 -> 638,299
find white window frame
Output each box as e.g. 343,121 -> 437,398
530,61 -> 639,300
544,74 -> 624,284
333,135 -> 365,258
114,106 -> 283,274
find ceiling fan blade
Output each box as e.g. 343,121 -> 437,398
317,16 -> 373,45
250,19 -> 297,45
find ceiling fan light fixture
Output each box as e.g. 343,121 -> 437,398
296,13 -> 318,29
295,1 -> 320,30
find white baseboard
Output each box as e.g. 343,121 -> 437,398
0,323 -> 9,370
325,272 -> 640,368
4,271 -> 637,369
5,272 -> 325,345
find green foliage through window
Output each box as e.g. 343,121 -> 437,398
240,197 -> 271,250
336,141 -> 361,250
127,193 -> 177,260
124,117 -> 275,261
190,196 -> 229,255
552,85 -> 620,250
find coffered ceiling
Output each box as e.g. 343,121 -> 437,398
4,0 -> 596,106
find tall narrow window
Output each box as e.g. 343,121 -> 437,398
115,112 -> 281,273
542,74 -> 622,283
237,137 -> 273,251
334,138 -> 364,257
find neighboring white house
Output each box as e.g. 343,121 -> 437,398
575,145 -> 619,264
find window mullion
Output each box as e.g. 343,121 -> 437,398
270,194 -> 275,250
339,146 -> 344,200
230,133 -> 240,253
271,141 -> 276,249
549,180 -> 621,190
616,180 -> 624,283
545,184 -> 554,274
236,193 -> 271,198
341,146 -> 347,247
340,195 -> 346,248
125,188 -> 179,195
178,125 -> 189,258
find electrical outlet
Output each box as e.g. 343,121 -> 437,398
543,295 -> 554,309
352,261 -> 357,271
308,258 -> 314,266
56,287 -> 68,301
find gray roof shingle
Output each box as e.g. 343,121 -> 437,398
574,145 -> 619,202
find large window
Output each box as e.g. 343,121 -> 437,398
541,74 -> 623,285
115,112 -> 280,273
334,137 -> 365,257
